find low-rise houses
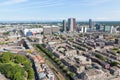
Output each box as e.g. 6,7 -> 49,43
61,55 -> 91,74
110,66 -> 120,76
42,32 -> 120,80
31,55 -> 55,80
1,23 -> 120,80
81,69 -> 106,80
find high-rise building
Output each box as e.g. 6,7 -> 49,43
63,20 -> 66,32
89,19 -> 93,30
81,26 -> 87,33
110,26 -> 113,33
103,25 -> 111,32
68,18 -> 76,32
95,24 -> 100,31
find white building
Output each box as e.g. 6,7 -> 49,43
24,28 -> 43,36
80,26 -> 87,33
110,26 -> 117,34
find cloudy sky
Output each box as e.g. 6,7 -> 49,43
0,0 -> 120,21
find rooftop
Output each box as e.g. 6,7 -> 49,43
84,69 -> 104,76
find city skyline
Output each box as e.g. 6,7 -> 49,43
0,0 -> 120,21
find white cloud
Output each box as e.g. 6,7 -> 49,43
0,0 -> 28,6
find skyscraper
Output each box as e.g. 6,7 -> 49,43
89,19 -> 93,30
68,18 -> 76,32
63,20 -> 66,32
81,26 -> 87,33
95,24 -> 100,31
103,25 -> 111,32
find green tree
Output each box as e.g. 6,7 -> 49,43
1,53 -> 10,63
13,72 -> 24,80
27,68 -> 34,80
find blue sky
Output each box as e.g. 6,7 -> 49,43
0,0 -> 120,21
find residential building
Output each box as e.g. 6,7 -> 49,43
43,26 -> 60,35
89,19 -> 93,30
24,28 -> 43,36
81,69 -> 106,80
43,26 -> 52,35
103,25 -> 112,32
95,24 -> 100,31
68,18 -> 76,32
115,38 -> 120,44
80,26 -> 87,33
110,66 -> 120,76
63,20 -> 67,32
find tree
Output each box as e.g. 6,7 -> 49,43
1,53 -> 10,63
69,72 -> 75,78
15,54 -> 28,64
95,54 -> 106,61
24,71 -> 28,78
0,52 -> 35,80
23,61 -> 31,67
117,50 -> 120,53
6,71 -> 12,78
27,68 -> 34,80
3,31 -> 10,35
110,62 -> 119,66
13,72 -> 24,80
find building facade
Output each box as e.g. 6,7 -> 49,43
81,26 -> 87,33
104,25 -> 111,32
89,19 -> 93,30
63,20 -> 67,32
68,18 -> 76,32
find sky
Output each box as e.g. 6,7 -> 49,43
0,0 -> 120,21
